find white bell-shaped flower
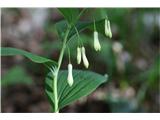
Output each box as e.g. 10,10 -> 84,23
107,20 -> 112,38
67,63 -> 74,87
105,19 -> 112,38
105,19 -> 109,37
77,47 -> 81,64
94,31 -> 101,51
81,47 -> 89,68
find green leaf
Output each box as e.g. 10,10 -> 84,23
58,8 -> 82,25
57,8 -> 87,40
45,70 -> 108,110
1,47 -> 57,67
1,66 -> 33,86
56,19 -> 105,41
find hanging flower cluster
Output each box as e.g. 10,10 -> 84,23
67,46 -> 89,86
77,46 -> 89,67
105,18 -> 112,38
67,18 -> 112,87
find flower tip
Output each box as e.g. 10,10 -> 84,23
86,63 -> 89,68
68,80 -> 73,87
84,59 -> 89,68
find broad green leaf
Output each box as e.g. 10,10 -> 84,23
1,47 -> 57,67
58,8 -> 85,25
1,66 -> 33,86
56,20 -> 68,40
56,19 -> 105,41
57,8 -> 87,40
58,8 -> 79,24
45,70 -> 108,110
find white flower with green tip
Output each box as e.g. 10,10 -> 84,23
94,31 -> 101,51
77,47 -> 82,64
67,63 -> 74,87
82,47 -> 89,68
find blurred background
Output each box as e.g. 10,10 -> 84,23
1,8 -> 160,113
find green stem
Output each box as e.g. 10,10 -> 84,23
53,25 -> 71,113
94,19 -> 96,31
74,26 -> 83,46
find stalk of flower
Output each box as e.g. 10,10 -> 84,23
77,47 -> 82,64
94,31 -> 101,51
67,63 -> 74,87
81,47 -> 89,68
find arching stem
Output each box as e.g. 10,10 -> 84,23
53,25 -> 71,113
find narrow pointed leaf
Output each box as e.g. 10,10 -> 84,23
1,47 -> 57,67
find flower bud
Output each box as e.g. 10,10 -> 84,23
77,47 -> 81,64
81,47 -> 89,68
94,31 -> 101,51
67,64 -> 74,87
